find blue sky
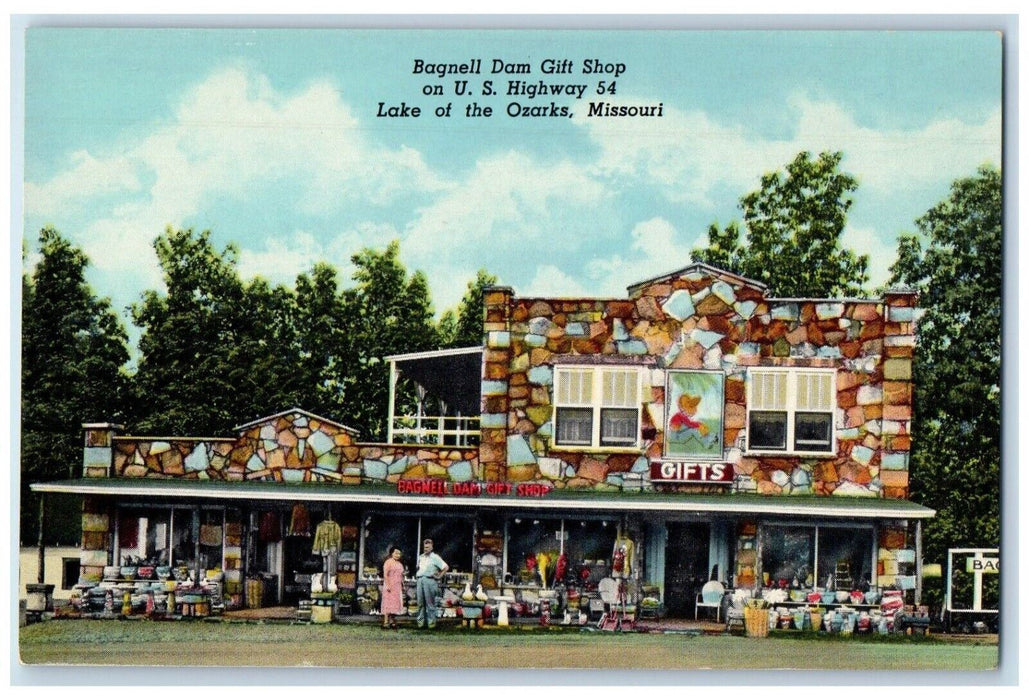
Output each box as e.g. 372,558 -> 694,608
22,29 -> 1001,327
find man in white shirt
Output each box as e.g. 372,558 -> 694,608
415,538 -> 449,629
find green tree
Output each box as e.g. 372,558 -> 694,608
291,263 -> 348,418
691,151 -> 869,297
21,228 -> 130,544
338,241 -> 440,439
439,269 -> 498,348
131,227 -> 299,435
888,166 -> 1001,583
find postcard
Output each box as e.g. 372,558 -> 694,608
15,21 -> 1005,682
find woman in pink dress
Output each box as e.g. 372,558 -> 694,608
381,546 -> 405,629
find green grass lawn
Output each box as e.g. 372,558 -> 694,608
18,619 -> 999,672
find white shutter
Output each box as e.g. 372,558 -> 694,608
751,370 -> 788,410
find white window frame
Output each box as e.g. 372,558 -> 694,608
745,367 -> 836,456
553,365 -> 644,450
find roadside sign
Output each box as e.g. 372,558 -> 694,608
965,556 -> 999,574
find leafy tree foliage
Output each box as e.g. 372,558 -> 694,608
888,166 -> 1002,576
439,269 -> 499,348
21,228 -> 130,544
131,227 -> 302,434
337,241 -> 441,439
691,151 -> 869,297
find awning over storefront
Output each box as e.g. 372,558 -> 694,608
32,478 -> 936,520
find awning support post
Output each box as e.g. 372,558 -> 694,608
36,493 -> 46,584
416,385 -> 426,443
914,519 -> 923,606
387,361 -> 398,444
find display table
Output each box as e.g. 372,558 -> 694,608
176,592 -> 211,618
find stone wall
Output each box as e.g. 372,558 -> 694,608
106,410 -> 479,485
485,266 -> 916,499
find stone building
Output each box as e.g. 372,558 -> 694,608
33,262 -> 932,618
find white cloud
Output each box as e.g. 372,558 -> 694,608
584,217 -> 699,296
575,92 -> 1001,206
24,150 -> 142,215
403,150 -> 606,260
25,66 -> 447,280
841,223 -> 895,291
788,94 -> 1002,192
523,264 -> 592,298
236,222 -> 401,288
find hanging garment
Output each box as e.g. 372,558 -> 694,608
311,519 -> 342,555
287,504 -> 311,537
259,512 -> 281,543
555,552 -> 568,583
612,537 -> 635,578
118,515 -> 138,549
199,524 -> 223,547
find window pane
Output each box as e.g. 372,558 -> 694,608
760,526 -> 815,587
557,369 -> 593,405
752,371 -> 787,410
198,509 -> 224,571
421,516 -> 473,573
363,513 -> 419,578
797,372 -> 833,411
172,508 -> 196,569
601,369 -> 637,407
817,527 -> 873,590
506,518 -> 563,583
749,411 -> 787,450
794,412 -> 833,451
556,407 -> 593,445
564,519 -> 618,564
600,408 -> 638,446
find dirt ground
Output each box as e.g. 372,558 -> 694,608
17,617 -> 1000,673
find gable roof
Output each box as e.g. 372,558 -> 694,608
626,262 -> 768,297
233,407 -> 360,436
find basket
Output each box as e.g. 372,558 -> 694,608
744,606 -> 769,638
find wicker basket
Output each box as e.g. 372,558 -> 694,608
744,606 -> 770,638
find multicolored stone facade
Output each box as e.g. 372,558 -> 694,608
483,264 -> 917,499
81,264 -> 915,502
95,409 -> 479,485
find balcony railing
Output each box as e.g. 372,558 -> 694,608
388,415 -> 480,446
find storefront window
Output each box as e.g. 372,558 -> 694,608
198,508 -> 224,571
118,507 -> 171,566
563,519 -> 616,565
817,527 -> 873,590
421,516 -> 473,573
362,514 -> 419,577
145,510 -> 171,565
760,525 -> 814,587
171,507 -> 196,569
507,518 -> 563,584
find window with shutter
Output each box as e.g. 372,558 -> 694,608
746,368 -> 836,454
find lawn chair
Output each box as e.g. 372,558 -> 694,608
695,580 -> 725,621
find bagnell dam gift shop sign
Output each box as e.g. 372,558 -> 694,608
397,478 -> 553,498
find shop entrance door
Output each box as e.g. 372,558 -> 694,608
664,522 -> 710,617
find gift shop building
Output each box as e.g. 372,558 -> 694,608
33,262 -> 933,620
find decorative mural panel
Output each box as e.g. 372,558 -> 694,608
663,370 -> 724,459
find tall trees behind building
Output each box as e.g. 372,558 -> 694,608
21,228 -> 131,543
20,228 -> 494,543
21,156 -> 1003,558
887,166 -> 1002,577
690,150 -> 870,297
